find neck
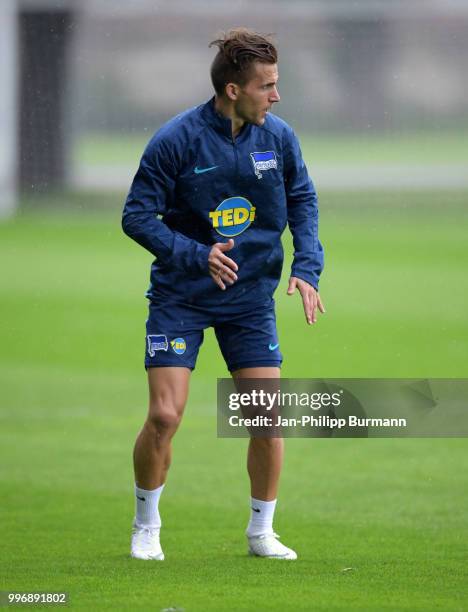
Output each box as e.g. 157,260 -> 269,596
214,95 -> 244,138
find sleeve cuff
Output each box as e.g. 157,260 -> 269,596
290,267 -> 320,291
194,244 -> 211,275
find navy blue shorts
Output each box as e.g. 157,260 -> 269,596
145,299 -> 282,372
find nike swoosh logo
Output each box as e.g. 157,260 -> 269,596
269,343 -> 279,351
251,507 -> 261,513
136,496 -> 146,501
194,165 -> 218,174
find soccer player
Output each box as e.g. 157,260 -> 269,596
122,28 -> 324,561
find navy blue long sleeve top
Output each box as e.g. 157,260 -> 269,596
122,97 -> 324,307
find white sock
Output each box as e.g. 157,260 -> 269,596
246,497 -> 277,537
135,484 -> 164,528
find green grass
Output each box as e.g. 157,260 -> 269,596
75,131 -> 468,166
1,191 -> 468,610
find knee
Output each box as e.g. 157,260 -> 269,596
146,401 -> 183,433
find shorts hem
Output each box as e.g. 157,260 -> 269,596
145,364 -> 195,371
228,360 -> 282,373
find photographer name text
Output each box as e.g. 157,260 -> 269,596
228,414 -> 408,429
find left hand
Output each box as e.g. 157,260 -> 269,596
287,277 -> 325,325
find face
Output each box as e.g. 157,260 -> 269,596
231,62 -> 280,126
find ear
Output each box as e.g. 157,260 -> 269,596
225,82 -> 239,101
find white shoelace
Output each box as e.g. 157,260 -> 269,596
133,525 -> 160,541
250,532 -> 280,541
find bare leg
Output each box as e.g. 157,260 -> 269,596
232,367 -> 283,501
134,367 -> 191,490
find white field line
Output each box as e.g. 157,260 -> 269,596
72,163 -> 468,191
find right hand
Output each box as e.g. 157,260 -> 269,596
208,239 -> 238,290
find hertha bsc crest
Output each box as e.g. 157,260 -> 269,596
250,151 -> 277,179
147,334 -> 168,356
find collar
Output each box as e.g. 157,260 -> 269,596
201,96 -> 252,141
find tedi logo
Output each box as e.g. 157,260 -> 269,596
171,337 -> 186,355
209,196 -> 256,237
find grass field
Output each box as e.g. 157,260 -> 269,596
1,190 -> 468,610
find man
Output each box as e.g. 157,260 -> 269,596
122,28 -> 324,561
